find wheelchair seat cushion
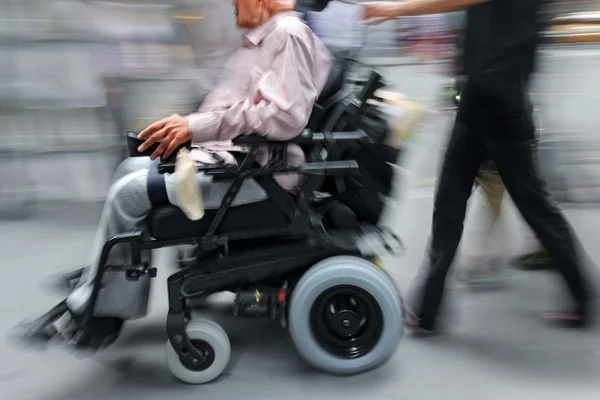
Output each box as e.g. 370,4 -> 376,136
148,201 -> 288,241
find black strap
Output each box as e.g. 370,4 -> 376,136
147,158 -> 170,206
323,132 -> 338,159
323,131 -> 346,195
233,152 -> 247,166
255,176 -> 296,220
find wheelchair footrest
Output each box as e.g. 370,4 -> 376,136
9,301 -> 69,348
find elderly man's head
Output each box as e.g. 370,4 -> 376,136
233,0 -> 295,29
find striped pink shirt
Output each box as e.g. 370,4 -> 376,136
187,11 -> 333,192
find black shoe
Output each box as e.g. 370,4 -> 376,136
9,301 -> 70,348
456,259 -> 509,286
542,302 -> 593,328
512,251 -> 554,271
542,311 -> 591,328
10,301 -> 123,351
404,308 -> 439,337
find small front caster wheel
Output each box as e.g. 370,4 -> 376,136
166,319 -> 230,384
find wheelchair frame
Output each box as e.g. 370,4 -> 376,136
110,67 -> 389,368
24,64 -> 403,381
96,130 -> 374,367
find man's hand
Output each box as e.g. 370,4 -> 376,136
137,114 -> 190,160
360,2 -> 402,25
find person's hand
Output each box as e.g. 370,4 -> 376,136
137,113 -> 190,160
360,2 -> 401,25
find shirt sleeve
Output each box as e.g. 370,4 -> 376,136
188,32 -> 320,144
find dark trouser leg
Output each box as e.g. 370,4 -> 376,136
490,139 -> 591,313
411,113 -> 483,329
485,79 -> 592,316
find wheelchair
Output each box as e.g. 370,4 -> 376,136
18,57 -> 406,384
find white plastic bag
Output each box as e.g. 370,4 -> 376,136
175,148 -> 205,221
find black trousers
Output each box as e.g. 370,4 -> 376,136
412,74 -> 592,329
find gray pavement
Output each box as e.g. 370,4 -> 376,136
3,47 -> 600,399
2,123 -> 600,400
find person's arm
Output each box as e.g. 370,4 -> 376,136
137,29 -> 323,160
395,0 -> 487,16
188,32 -> 321,144
362,0 -> 488,24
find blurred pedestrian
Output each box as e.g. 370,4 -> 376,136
362,0 -> 594,332
444,9 -> 553,280
459,160 -> 554,285
457,160 -> 509,284
457,103 -> 554,285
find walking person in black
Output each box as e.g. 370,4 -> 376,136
361,0 -> 594,332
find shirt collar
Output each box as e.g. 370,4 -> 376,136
243,11 -> 300,47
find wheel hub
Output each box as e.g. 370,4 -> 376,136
310,285 -> 384,359
180,339 -> 215,371
332,310 -> 361,337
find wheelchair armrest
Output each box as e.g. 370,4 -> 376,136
126,131 -> 191,158
231,131 -> 315,146
230,134 -> 270,146
157,160 -> 358,178
298,160 -> 359,176
200,160 -> 359,179
231,130 -> 367,146
307,131 -> 367,143
156,161 -> 236,175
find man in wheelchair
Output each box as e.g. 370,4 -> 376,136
21,0 -> 332,341
15,0 -> 404,383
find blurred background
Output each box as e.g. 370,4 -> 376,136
2,0 -> 600,211
2,1 -> 600,399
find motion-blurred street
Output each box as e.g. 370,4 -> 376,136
2,40 -> 600,399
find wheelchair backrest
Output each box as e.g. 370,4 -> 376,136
332,141 -> 399,224
293,55 -> 399,225
306,56 -> 347,132
316,67 -> 400,225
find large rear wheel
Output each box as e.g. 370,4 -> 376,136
289,256 -> 403,375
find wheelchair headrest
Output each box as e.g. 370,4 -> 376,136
317,56 -> 346,106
